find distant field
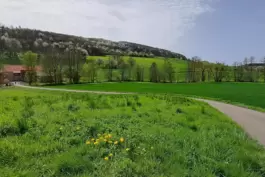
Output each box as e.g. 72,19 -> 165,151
87,56 -> 188,82
49,82 -> 265,110
1,88 -> 265,176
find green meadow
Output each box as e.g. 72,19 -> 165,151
49,82 -> 265,110
0,88 -> 265,176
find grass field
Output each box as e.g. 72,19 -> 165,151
87,56 -> 188,82
49,82 -> 265,110
1,88 -> 265,176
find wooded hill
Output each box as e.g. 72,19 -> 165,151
0,26 -> 186,59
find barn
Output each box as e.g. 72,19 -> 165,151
0,65 -> 42,84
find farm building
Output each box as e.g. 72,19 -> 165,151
0,65 -> 42,84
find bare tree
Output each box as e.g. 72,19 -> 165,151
262,57 -> 265,82
211,62 -> 225,82
249,56 -> 255,82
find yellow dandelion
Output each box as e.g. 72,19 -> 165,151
114,141 -> 118,145
108,134 -> 112,139
120,137 -> 124,143
108,141 -> 113,144
109,153 -> 113,157
104,157 -> 109,161
91,138 -> 95,141
86,141 -> 91,145
94,141 -> 99,145
126,148 -> 130,151
104,139 -> 107,142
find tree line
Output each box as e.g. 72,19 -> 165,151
186,56 -> 265,83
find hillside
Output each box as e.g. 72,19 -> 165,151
0,25 -> 186,59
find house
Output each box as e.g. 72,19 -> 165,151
0,65 -> 42,84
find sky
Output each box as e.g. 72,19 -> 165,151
0,0 -> 264,64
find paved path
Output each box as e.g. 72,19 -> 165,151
15,84 -> 134,95
196,99 -> 265,146
15,84 -> 265,146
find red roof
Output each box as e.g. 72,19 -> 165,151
2,65 -> 42,73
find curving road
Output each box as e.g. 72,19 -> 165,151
195,99 -> 265,146
15,84 -> 265,146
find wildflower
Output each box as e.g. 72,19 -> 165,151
108,134 -> 112,139
94,142 -> 99,145
86,141 -> 91,145
104,139 -> 107,142
126,148 -> 130,151
108,141 -> 113,144
120,137 -> 124,143
91,138 -> 95,141
109,153 -> 113,157
114,141 -> 118,145
104,157 -> 109,161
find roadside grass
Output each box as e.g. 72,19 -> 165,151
1,88 -> 265,176
48,82 -> 265,111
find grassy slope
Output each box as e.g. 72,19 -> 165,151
0,88 -> 265,176
49,82 -> 265,110
87,56 -> 187,71
87,56 -> 188,81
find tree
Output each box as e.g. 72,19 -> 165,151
149,62 -> 160,82
64,45 -> 87,84
20,51 -> 38,85
41,46 -> 63,84
128,57 -> 136,81
211,62 -> 225,82
82,59 -> 97,83
163,59 -> 175,83
118,57 -> 129,81
262,57 -> 265,82
136,65 -> 144,82
249,56 -> 255,82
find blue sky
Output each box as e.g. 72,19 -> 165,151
178,0 -> 265,64
0,0 -> 264,64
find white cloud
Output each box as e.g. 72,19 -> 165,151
0,0 -> 216,51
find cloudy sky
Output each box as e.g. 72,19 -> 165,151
0,0 -> 265,63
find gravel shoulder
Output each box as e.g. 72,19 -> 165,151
15,84 -> 265,146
